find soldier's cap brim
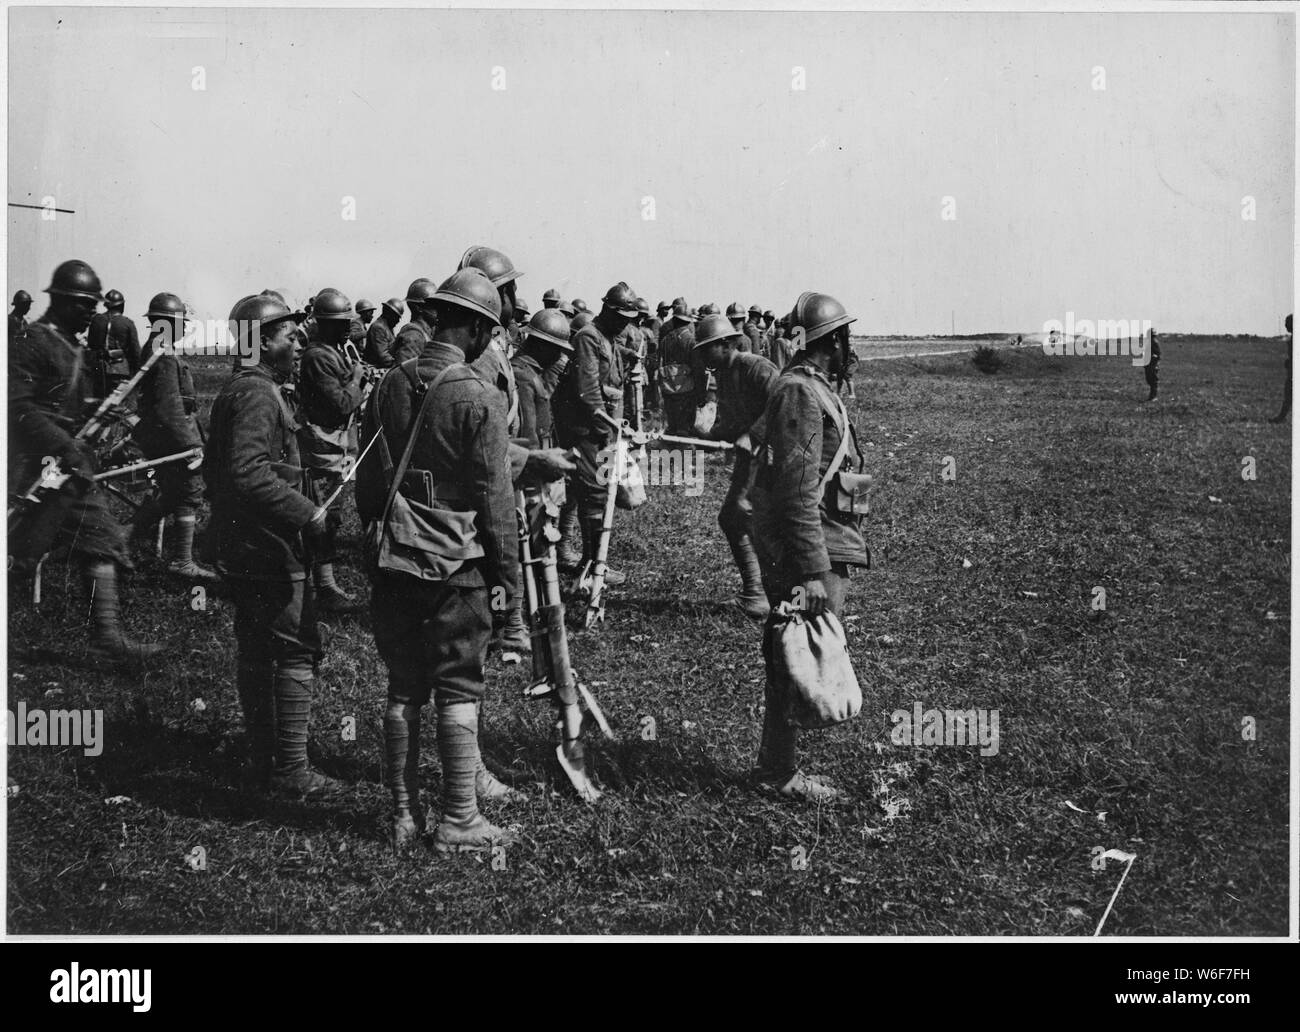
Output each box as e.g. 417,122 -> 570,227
47,287 -> 105,302
801,314 -> 857,344
694,327 -> 742,349
431,290 -> 500,323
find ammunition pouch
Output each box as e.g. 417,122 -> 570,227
826,471 -> 871,517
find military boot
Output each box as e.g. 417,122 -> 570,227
557,504 -> 583,573
236,661 -> 275,789
85,561 -> 164,663
727,534 -> 770,620
314,564 -> 362,614
581,517 -> 626,587
268,669 -> 346,800
164,509 -> 220,583
754,698 -> 841,802
384,701 -> 426,852
432,702 -> 520,853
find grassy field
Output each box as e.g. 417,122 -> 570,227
6,337 -> 1291,935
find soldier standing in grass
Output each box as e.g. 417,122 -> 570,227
748,291 -> 869,801
1270,314 -> 1292,423
1143,326 -> 1161,402
356,268 -> 521,853
693,313 -> 780,619
296,287 -> 367,613
9,260 -> 162,662
657,300 -> 698,436
203,294 -> 343,799
129,291 -> 219,583
364,297 -> 404,369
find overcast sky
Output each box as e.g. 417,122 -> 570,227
6,6 -> 1295,335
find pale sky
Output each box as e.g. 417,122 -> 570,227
6,6 -> 1295,336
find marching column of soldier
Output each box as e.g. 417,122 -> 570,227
9,251 -> 879,853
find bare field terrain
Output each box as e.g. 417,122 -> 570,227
6,337 -> 1290,935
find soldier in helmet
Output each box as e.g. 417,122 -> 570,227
618,298 -> 653,428
9,289 -> 33,343
657,301 -> 699,437
356,268 -> 522,853
1143,326 -> 1161,402
572,299 -> 590,317
1271,314 -> 1293,423
204,294 -> 343,799
542,288 -> 563,310
748,292 -> 869,802
726,302 -> 749,350
355,299 -> 377,330
770,316 -> 794,370
9,260 -> 161,662
693,313 -> 780,619
508,296 -> 531,355
391,280 -> 437,366
87,288 -> 141,397
129,292 -> 219,583
364,297 -> 405,369
643,301 -> 666,410
297,287 -> 367,613
762,308 -> 776,339
552,282 -> 641,583
744,304 -> 767,358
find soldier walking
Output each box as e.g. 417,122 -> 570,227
693,313 -> 780,619
8,260 -> 162,662
749,292 -> 869,801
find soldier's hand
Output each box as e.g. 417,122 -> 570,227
304,506 -> 329,542
796,576 -> 829,616
523,448 -> 577,483
186,447 -> 204,471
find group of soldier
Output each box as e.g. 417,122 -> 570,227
9,251 -> 870,854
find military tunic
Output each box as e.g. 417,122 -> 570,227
391,317 -> 433,367
657,320 -> 698,435
553,319 -> 628,520
135,333 -> 205,512
364,318 -> 396,368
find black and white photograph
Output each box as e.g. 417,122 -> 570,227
3,0 -> 1295,957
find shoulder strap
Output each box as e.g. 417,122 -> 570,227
378,363 -> 458,528
816,388 -> 853,496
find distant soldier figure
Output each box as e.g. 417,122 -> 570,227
513,309 -> 573,451
356,268 -> 521,853
9,260 -> 161,662
204,294 -> 342,799
9,289 -> 33,344
296,287 -> 367,613
391,280 -> 437,366
542,288 -> 563,310
643,302 -> 666,409
658,301 -> 698,436
129,291 -> 218,583
1144,326 -> 1161,402
694,313 -> 780,618
761,308 -> 776,340
364,297 -> 405,369
749,292 -> 869,801
744,304 -> 767,357
1271,314 -> 1293,423
619,298 -> 652,428
356,298 -> 377,330
508,296 -> 531,354
87,288 -> 140,397
572,299 -> 590,317
770,317 -> 794,370
552,283 -> 641,581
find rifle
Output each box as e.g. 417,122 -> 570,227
8,341 -> 170,526
577,414 -> 626,628
517,485 -> 613,801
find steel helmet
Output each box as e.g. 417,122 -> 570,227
525,309 -> 574,352
700,303 -> 720,316
355,298 -> 377,314
382,297 -> 405,319
431,268 -> 502,323
726,302 -> 745,320
693,313 -> 743,349
762,309 -> 775,320
635,298 -> 650,316
542,288 -> 562,306
572,298 -> 589,313
671,296 -> 686,308
12,289 -> 32,306
45,260 -> 104,302
104,289 -> 126,310
789,291 -> 856,345
656,300 -> 670,315
146,292 -> 187,321
312,287 -> 355,321
457,246 -> 522,287
260,289 -> 287,306
405,278 -> 438,304
671,301 -> 695,323
228,294 -> 305,353
559,300 -> 577,317
515,297 -> 531,317
748,304 -> 763,317
571,311 -> 595,330
601,282 -> 639,318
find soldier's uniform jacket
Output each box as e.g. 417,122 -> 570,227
297,341 -> 364,473
473,331 -> 520,436
732,323 -> 752,354
9,312 -> 28,343
9,317 -> 92,465
743,319 -> 767,358
771,335 -> 794,370
88,311 -> 141,373
750,361 -> 869,581
349,316 -> 367,346
644,318 -> 662,360
202,364 -> 318,581
657,321 -> 696,396
355,340 -> 520,601
553,320 -> 626,437
391,317 -> 433,366
711,352 -> 779,444
364,318 -> 396,368
510,351 -> 555,449
135,334 -> 203,456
